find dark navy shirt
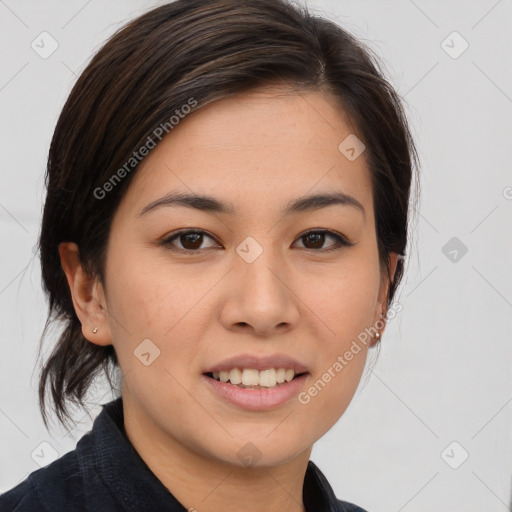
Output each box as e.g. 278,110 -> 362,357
0,397 -> 368,511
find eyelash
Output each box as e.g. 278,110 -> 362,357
159,228 -> 355,254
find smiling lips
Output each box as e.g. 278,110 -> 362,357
203,371 -> 309,410
204,353 -> 308,388
210,367 -> 299,388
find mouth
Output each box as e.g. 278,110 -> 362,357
203,368 -> 309,390
202,369 -> 310,411
202,353 -> 310,410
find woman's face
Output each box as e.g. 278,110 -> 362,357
97,86 -> 395,467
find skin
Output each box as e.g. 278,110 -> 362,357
60,85 -> 398,512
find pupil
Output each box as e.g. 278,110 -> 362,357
305,233 -> 323,248
182,233 -> 202,249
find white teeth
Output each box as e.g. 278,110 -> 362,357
258,368 -> 276,387
210,368 -> 299,388
229,368 -> 242,385
241,368 -> 259,386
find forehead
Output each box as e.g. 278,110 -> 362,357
116,86 -> 373,221
166,86 -> 360,152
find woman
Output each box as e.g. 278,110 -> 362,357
0,0 -> 418,510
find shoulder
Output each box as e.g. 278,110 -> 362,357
0,449 -> 86,512
0,476 -> 42,512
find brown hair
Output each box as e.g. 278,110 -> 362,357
36,0 -> 419,429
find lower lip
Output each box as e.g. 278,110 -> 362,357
202,374 -> 309,411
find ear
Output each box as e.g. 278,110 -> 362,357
58,242 -> 112,346
370,252 -> 400,346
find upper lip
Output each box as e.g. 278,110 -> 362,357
204,353 -> 309,374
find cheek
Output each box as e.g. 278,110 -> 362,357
104,251 -> 219,396
296,258 -> 379,419
305,257 -> 380,342
105,244 -> 208,335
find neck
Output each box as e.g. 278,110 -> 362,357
122,395 -> 310,512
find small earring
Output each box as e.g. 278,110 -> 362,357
374,331 -> 381,341
92,327 -> 99,334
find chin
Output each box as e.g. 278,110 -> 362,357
202,432 -> 312,470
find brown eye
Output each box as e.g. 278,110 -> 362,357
302,232 -> 325,249
294,230 -> 353,252
179,233 -> 203,250
161,230 -> 220,252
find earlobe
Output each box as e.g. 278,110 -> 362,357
58,242 -> 112,346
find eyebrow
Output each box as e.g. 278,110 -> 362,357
137,190 -> 365,220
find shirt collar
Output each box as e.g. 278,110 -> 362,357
82,396 -> 344,512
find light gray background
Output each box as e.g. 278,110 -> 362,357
1,1 -> 511,510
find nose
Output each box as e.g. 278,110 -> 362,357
219,247 -> 301,337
